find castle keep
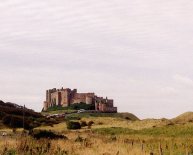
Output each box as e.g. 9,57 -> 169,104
43,88 -> 117,113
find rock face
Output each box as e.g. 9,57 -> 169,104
43,87 -> 117,113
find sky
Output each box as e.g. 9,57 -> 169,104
1,0 -> 193,119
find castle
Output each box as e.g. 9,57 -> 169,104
43,87 -> 117,113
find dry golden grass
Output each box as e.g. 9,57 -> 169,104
36,116 -> 134,133
81,117 -> 129,129
1,130 -> 192,155
172,111 -> 193,123
79,116 -> 172,130
1,114 -> 193,154
0,131 -> 152,155
126,118 -> 173,130
36,122 -> 67,133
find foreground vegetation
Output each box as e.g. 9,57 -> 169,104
1,100 -> 193,154
1,113 -> 193,154
1,127 -> 193,155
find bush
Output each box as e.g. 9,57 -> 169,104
125,117 -> 131,120
98,122 -> 103,125
0,111 -> 6,119
87,121 -> 94,129
3,115 -> 25,128
80,121 -> 87,127
36,117 -> 47,123
66,121 -> 81,130
46,102 -> 95,111
88,121 -> 94,126
46,106 -> 66,111
32,130 -> 67,140
70,102 -> 95,110
2,115 -> 39,130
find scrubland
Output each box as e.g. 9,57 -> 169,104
1,112 -> 193,155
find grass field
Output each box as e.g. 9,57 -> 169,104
41,109 -> 77,115
1,112 -> 193,154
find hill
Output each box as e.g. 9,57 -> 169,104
0,100 -> 42,119
172,111 -> 193,123
0,100 -> 43,130
79,112 -> 139,121
43,110 -> 140,121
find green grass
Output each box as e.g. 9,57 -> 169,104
2,113 -> 193,154
44,103 -> 95,112
66,112 -> 139,120
42,109 -> 76,115
93,124 -> 193,137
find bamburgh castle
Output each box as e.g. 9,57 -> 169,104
43,87 -> 117,113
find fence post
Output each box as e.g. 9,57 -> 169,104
186,143 -> 188,155
159,142 -> 163,155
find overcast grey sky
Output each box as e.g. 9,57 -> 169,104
1,0 -> 193,118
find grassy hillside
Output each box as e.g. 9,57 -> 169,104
29,112 -> 193,154
1,102 -> 193,154
65,112 -> 139,121
2,110 -> 193,154
172,111 -> 193,123
37,112 -> 193,137
94,124 -> 193,137
0,100 -> 42,119
42,109 -> 77,115
0,100 -> 45,130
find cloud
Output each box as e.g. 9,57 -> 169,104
173,74 -> 193,86
160,86 -> 178,96
1,0 -> 193,118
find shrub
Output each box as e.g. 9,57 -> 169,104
98,122 -> 103,125
46,106 -> 66,111
125,117 -> 131,120
46,102 -> 95,111
80,121 -> 87,127
66,121 -> 81,130
36,117 -> 47,123
3,115 -> 25,129
87,121 -> 94,129
0,111 -> 6,119
70,102 -> 95,110
2,115 -> 39,130
32,130 -> 67,140
88,121 -> 94,126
